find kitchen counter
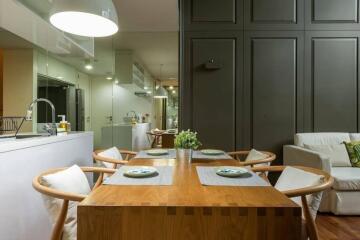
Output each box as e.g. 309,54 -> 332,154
0,131 -> 93,240
0,131 -> 92,153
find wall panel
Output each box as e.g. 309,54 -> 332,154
305,32 -> 360,132
182,32 -> 243,151
181,0 -> 244,31
244,32 -> 304,161
244,0 -> 304,30
180,0 -> 360,163
305,0 -> 360,30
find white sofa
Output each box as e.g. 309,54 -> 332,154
284,132 -> 360,215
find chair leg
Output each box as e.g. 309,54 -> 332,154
51,199 -> 69,240
301,195 -> 319,240
93,173 -> 104,190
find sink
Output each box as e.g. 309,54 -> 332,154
15,133 -> 50,139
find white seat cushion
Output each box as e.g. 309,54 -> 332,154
245,149 -> 270,175
245,149 -> 269,163
40,165 -> 91,240
294,133 -> 350,147
98,147 -> 123,169
303,144 -> 352,167
331,167 -> 360,191
275,166 -> 324,219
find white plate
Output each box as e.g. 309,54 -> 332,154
215,166 -> 249,178
200,149 -> 224,155
146,149 -> 169,156
123,167 -> 158,178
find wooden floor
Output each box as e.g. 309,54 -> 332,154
317,214 -> 360,240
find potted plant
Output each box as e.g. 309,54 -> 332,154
174,130 -> 201,162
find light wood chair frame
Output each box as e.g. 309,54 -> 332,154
227,150 -> 276,167
251,165 -> 334,240
32,167 -> 116,240
93,149 -> 137,169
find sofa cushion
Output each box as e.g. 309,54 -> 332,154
331,167 -> 360,191
350,133 -> 360,141
343,141 -> 360,168
304,144 -> 352,167
294,133 -> 350,147
275,166 -> 324,219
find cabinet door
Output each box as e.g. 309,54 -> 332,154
181,32 -> 243,151
244,32 -> 304,162
181,0 -> 244,31
305,31 -> 360,132
244,0 -> 304,30
305,0 -> 360,30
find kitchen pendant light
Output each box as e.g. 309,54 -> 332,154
154,86 -> 168,99
50,0 -> 119,37
154,64 -> 168,99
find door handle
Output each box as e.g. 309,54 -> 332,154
204,58 -> 222,70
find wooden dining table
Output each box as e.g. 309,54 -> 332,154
78,157 -> 302,240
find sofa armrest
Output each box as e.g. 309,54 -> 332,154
283,145 -> 331,173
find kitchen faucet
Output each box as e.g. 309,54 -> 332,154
25,98 -> 57,136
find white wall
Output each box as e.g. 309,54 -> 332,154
112,84 -> 153,124
90,77 -> 154,149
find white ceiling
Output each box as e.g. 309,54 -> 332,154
14,0 -> 179,80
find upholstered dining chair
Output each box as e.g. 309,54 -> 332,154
33,165 -> 116,240
227,149 -> 276,167
93,147 -> 137,169
252,166 -> 334,240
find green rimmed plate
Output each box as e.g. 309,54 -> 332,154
215,166 -> 249,178
146,149 -> 169,156
123,167 -> 158,178
200,149 -> 224,155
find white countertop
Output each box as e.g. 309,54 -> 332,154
0,131 -> 93,153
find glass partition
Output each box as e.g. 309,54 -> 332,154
0,1 -> 179,151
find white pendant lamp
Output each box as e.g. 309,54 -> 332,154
154,86 -> 168,99
154,64 -> 168,99
50,0 -> 119,37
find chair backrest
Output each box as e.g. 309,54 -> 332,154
294,133 -> 350,147
227,150 -> 276,167
252,166 -> 333,240
93,148 -> 137,169
33,166 -> 116,240
161,133 -> 175,148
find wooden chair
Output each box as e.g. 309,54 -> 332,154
32,167 -> 116,240
227,150 -> 276,167
161,133 -> 175,148
93,149 -> 137,169
252,166 -> 334,240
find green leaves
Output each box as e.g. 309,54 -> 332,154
174,129 -> 201,150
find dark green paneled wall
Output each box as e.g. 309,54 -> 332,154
180,0 -> 360,163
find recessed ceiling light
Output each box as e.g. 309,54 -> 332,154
172,90 -> 176,94
169,86 -> 174,90
146,91 -> 152,94
85,64 -> 93,70
49,0 -> 119,37
106,76 -> 113,80
114,80 -> 119,84
144,86 -> 148,90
